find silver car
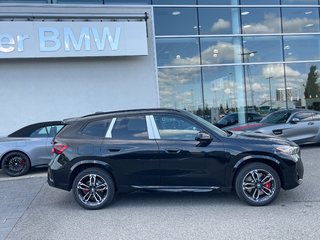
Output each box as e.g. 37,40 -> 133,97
0,121 -> 64,177
228,109 -> 320,145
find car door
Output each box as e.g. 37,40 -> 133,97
283,112 -> 319,143
101,115 -> 160,187
152,113 -> 227,188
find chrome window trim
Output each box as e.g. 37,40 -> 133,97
105,117 -> 116,138
150,115 -> 161,139
146,115 -> 155,139
146,115 -> 160,140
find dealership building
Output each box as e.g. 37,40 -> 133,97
1,0 -> 320,135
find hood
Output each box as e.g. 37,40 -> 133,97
229,131 -> 297,147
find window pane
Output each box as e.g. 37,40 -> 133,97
56,0 -> 102,3
156,38 -> 200,66
30,127 -> 48,138
106,0 -> 151,3
242,36 -> 283,63
293,112 -> 314,121
241,8 -> 281,34
81,120 -> 110,138
285,63 -> 320,110
152,0 -> 196,4
281,0 -> 318,4
202,65 -> 246,123
199,8 -> 234,35
282,8 -> 319,33
112,116 -> 148,140
244,64 -> 286,113
154,115 -> 201,141
283,35 -> 320,61
198,0 -> 236,5
158,67 -> 203,114
200,37 -> 241,64
240,0 -> 280,4
154,8 -> 198,35
0,0 -> 48,2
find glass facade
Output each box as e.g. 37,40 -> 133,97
1,0 -> 320,123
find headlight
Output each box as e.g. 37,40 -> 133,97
273,145 -> 300,162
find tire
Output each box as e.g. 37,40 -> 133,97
235,163 -> 281,206
1,152 -> 30,177
72,167 -> 115,210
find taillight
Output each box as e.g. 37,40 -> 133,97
52,143 -> 68,154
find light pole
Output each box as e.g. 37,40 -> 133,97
241,51 -> 257,109
267,76 -> 273,110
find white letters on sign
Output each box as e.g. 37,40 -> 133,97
0,21 -> 148,58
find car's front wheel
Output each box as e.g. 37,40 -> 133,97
72,168 -> 115,210
1,152 -> 30,177
235,163 -> 281,206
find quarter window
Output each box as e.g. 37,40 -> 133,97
154,115 -> 202,140
111,116 -> 148,140
81,120 -> 110,138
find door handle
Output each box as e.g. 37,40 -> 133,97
165,148 -> 181,154
108,148 -> 121,152
308,122 -> 314,125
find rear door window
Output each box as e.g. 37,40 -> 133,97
111,116 -> 148,140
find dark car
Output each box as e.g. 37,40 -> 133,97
0,121 -> 64,177
215,112 -> 263,129
48,109 -> 303,209
228,109 -> 320,145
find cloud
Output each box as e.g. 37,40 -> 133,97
211,18 -> 231,32
243,13 -> 318,34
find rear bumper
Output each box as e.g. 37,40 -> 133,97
47,167 -> 70,191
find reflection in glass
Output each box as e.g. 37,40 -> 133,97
156,38 -> 200,66
106,0 -> 151,3
198,0 -> 235,4
200,37 -> 241,64
242,36 -> 283,63
56,0 -> 102,3
283,35 -> 320,61
152,0 -> 196,4
154,8 -> 198,35
202,66 -> 246,123
281,0 -> 318,4
240,0 -> 280,4
243,64 -> 286,113
158,68 -> 203,114
285,63 -> 320,110
241,8 -> 281,34
282,8 -> 319,33
199,8 -> 233,34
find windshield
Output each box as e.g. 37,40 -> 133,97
260,111 -> 291,124
185,111 -> 229,137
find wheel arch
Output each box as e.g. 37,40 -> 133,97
231,156 -> 284,189
67,161 -> 117,191
0,150 -> 31,169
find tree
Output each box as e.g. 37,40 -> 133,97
304,65 -> 320,99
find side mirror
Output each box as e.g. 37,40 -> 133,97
291,118 -> 300,124
195,132 -> 212,142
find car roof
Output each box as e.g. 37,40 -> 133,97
8,121 -> 64,138
64,108 -> 185,123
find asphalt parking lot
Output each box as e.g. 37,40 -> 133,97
1,145 -> 320,240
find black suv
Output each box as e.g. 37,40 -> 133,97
48,109 -> 303,209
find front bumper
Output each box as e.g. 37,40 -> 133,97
282,157 -> 304,190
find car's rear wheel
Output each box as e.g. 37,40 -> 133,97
1,152 -> 30,177
72,168 -> 115,210
235,163 -> 281,206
